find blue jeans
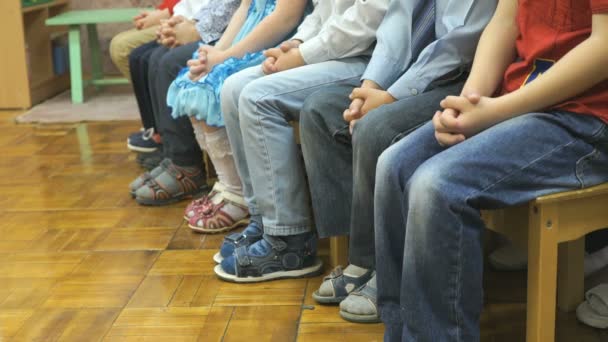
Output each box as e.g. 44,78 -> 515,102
300,81 -> 464,268
374,112 -> 608,341
221,58 -> 368,235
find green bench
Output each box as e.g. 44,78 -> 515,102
46,8 -> 149,103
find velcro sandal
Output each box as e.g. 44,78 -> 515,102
129,159 -> 170,197
135,159 -> 208,206
214,234 -> 323,283
183,182 -> 226,220
188,190 -> 249,234
213,221 -> 263,263
339,275 -> 381,323
312,266 -> 374,304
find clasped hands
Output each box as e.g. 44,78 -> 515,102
262,40 -> 305,74
156,16 -> 199,48
133,9 -> 170,30
187,45 -> 227,81
343,82 -> 396,134
433,93 -> 499,147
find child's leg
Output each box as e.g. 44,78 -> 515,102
375,113 -> 608,341
215,58 -> 368,282
301,80 -> 464,322
191,118 -> 242,195
109,27 -> 158,79
188,118 -> 249,234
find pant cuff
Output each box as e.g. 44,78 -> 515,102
263,223 -> 311,236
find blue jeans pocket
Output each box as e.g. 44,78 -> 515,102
576,124 -> 608,188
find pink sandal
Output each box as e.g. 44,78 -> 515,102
183,182 -> 226,220
188,190 -> 250,234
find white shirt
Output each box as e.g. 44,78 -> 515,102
293,0 -> 389,64
173,0 -> 211,20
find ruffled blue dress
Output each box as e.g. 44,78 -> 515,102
167,0 -> 277,127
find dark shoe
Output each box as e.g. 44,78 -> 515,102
214,233 -> 323,283
127,128 -> 161,153
134,159 -> 208,206
213,221 -> 263,263
128,158 -> 169,197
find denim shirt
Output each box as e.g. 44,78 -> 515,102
193,0 -> 241,44
363,0 -> 497,100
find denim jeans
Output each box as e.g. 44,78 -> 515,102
374,112 -> 608,341
221,57 -> 368,235
299,81 -> 464,268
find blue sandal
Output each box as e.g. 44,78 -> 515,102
214,234 -> 323,283
213,221 -> 263,263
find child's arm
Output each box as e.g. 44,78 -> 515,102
459,0 -> 519,97
213,0 -> 253,51
439,12 -> 608,141
219,0 -> 308,59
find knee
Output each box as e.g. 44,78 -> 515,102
407,161 -> 460,209
352,112 -> 392,164
109,33 -> 128,63
237,81 -> 268,124
160,50 -> 185,78
300,93 -> 331,140
221,73 -> 249,124
376,145 -> 405,191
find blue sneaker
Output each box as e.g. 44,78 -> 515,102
213,221 -> 263,263
127,128 -> 161,153
214,233 -> 323,283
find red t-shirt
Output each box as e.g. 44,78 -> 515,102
157,0 -> 180,15
501,0 -> 608,123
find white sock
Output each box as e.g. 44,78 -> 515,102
192,124 -> 243,195
343,264 -> 370,278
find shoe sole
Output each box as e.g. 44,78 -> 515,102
214,258 -> 323,283
127,141 -> 159,153
312,291 -> 347,304
339,310 -> 381,324
189,218 -> 250,234
136,189 -> 207,206
213,252 -> 223,263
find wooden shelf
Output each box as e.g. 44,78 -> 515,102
22,0 -> 68,14
1,0 -> 70,108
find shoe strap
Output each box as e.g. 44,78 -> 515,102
219,190 -> 248,209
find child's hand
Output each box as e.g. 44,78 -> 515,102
188,46 -> 227,81
433,108 -> 466,147
433,94 -> 499,146
346,87 -> 396,134
264,48 -> 306,74
262,39 -> 304,74
173,20 -> 200,46
134,9 -> 170,30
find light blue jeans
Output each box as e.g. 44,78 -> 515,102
374,112 -> 608,341
221,57 -> 368,235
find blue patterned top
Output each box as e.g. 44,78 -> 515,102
167,0 -> 277,127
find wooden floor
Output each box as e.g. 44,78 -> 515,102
0,110 -> 606,342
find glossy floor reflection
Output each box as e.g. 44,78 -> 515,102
0,111 -> 605,341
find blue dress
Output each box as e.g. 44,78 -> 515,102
167,0 -> 277,127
